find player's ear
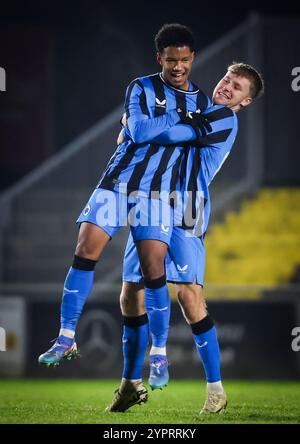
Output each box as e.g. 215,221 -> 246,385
156,52 -> 163,66
240,96 -> 252,108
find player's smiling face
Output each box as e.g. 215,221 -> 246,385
212,71 -> 253,111
157,46 -> 195,91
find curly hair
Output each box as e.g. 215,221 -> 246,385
155,23 -> 195,54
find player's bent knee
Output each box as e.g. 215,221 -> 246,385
176,284 -> 207,323
75,223 -> 110,259
176,283 -> 204,300
120,282 -> 145,316
135,240 -> 167,280
75,242 -> 99,260
141,265 -> 166,282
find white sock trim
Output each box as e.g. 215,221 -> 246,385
207,381 -> 224,394
122,378 -> 142,384
59,328 -> 75,339
120,378 -> 142,392
150,346 -> 166,356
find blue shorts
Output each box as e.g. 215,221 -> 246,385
76,188 -> 173,245
123,226 -> 206,285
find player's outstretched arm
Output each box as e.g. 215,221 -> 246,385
127,107 -> 181,145
119,111 -> 209,146
150,109 -> 236,147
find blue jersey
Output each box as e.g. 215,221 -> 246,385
122,105 -> 238,284
150,104 -> 238,236
179,105 -> 238,236
98,72 -> 211,196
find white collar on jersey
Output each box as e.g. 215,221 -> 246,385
159,72 -> 199,95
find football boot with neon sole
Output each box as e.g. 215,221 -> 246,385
105,381 -> 148,412
148,354 -> 169,390
200,391 -> 227,414
38,336 -> 80,367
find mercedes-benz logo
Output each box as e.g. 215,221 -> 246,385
77,310 -> 120,374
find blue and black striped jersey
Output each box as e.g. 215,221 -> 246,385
151,103 -> 238,236
98,72 -> 211,196
178,105 -> 238,237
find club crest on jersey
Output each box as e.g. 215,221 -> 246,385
83,204 -> 91,217
155,98 -> 166,108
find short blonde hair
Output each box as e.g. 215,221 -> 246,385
228,62 -> 264,99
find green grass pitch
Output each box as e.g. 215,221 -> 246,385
0,379 -> 299,424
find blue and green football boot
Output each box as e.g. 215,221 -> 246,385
38,336 -> 80,367
148,354 -> 169,390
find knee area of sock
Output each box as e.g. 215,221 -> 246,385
123,313 -> 148,328
121,306 -> 146,318
144,274 -> 166,289
72,254 -> 97,271
191,314 -> 215,335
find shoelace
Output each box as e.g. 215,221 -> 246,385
48,338 -> 72,354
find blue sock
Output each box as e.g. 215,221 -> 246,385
122,314 -> 149,380
60,262 -> 95,332
144,276 -> 170,348
192,316 -> 221,383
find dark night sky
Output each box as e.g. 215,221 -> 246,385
2,1 -> 300,53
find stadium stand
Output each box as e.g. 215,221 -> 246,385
205,188 -> 300,287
